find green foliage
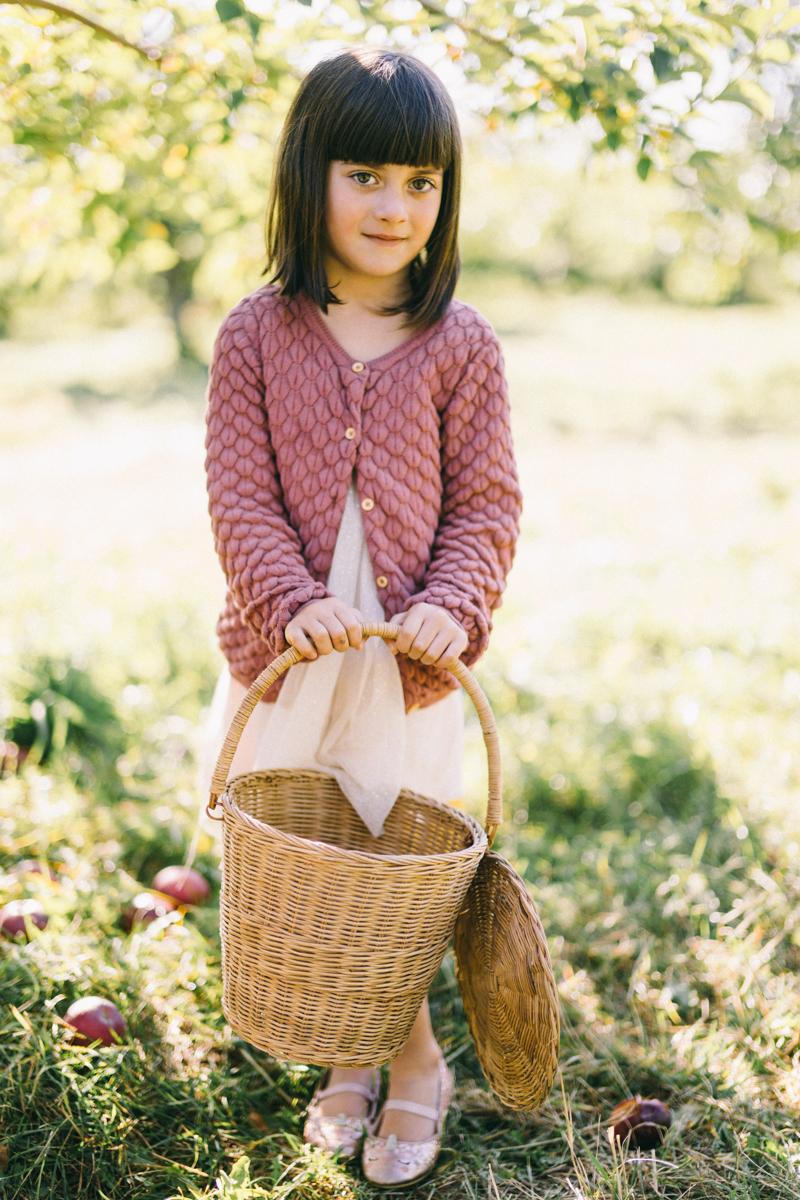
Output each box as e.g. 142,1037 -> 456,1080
1,0 -> 799,334
1,600 -> 219,801
215,1157 -> 262,1199
1,655 -> 127,794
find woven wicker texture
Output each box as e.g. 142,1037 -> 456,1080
453,852 -> 560,1110
211,624 -> 497,1066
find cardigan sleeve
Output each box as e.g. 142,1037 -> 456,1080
205,297 -> 329,654
404,325 -> 522,664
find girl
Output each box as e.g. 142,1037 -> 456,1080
203,46 -> 521,1187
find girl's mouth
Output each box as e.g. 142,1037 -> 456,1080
364,234 -> 405,243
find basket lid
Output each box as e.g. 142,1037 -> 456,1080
453,852 -> 560,1111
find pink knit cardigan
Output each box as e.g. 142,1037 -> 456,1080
205,285 -> 522,709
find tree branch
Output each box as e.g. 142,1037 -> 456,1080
416,0 -> 513,55
20,0 -> 156,57
415,0 -> 561,93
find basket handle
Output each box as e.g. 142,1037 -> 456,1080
207,622 -> 502,843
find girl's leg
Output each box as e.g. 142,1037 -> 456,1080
377,999 -> 443,1141
315,1066 -> 376,1117
317,998 -> 442,1136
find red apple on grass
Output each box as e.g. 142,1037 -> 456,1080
64,996 -> 126,1046
121,891 -> 175,931
609,1096 -> 672,1149
153,866 -> 210,906
0,899 -> 48,940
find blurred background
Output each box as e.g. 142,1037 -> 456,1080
3,2 -> 800,1196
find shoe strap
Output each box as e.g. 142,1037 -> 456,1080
316,1082 -> 376,1102
381,1098 -> 439,1121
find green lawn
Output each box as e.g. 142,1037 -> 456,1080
3,289 -> 800,1197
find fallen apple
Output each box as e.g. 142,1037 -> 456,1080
0,899 -> 48,940
64,996 -> 126,1046
121,890 -> 175,931
610,1095 -> 672,1150
153,865 -> 210,907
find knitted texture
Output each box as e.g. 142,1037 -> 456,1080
205,286 -> 522,709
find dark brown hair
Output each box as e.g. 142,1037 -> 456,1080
266,46 -> 462,329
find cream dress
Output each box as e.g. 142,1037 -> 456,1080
198,480 -> 464,838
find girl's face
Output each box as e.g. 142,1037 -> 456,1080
324,161 -> 443,284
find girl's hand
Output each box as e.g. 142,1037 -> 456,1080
390,603 -> 468,671
285,598 -> 363,660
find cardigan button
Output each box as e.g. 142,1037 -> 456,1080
344,427 -> 356,440
352,362 -> 365,373
361,497 -> 374,512
376,575 -> 388,589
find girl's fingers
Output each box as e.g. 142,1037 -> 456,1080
419,629 -> 456,667
287,626 -> 318,660
286,601 -> 363,657
417,628 -> 453,667
329,620 -> 351,653
288,603 -> 467,662
387,612 -> 405,654
340,610 -> 363,650
395,609 -> 425,656
409,620 -> 468,666
437,633 -> 468,671
306,620 -> 336,657
405,618 -> 439,661
405,612 -> 453,661
388,605 -> 467,663
326,604 -> 361,650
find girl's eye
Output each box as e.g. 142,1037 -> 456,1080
409,177 -> 435,192
351,171 -> 376,185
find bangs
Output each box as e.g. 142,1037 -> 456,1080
322,57 -> 455,170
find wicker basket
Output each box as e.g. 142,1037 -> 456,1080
453,852 -> 560,1110
207,622 -> 502,1067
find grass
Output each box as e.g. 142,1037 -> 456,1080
4,290 -> 800,1197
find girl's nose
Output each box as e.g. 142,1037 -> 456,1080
373,186 -> 407,224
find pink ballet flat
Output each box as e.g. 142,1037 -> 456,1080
361,1058 -> 454,1188
303,1070 -> 380,1160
